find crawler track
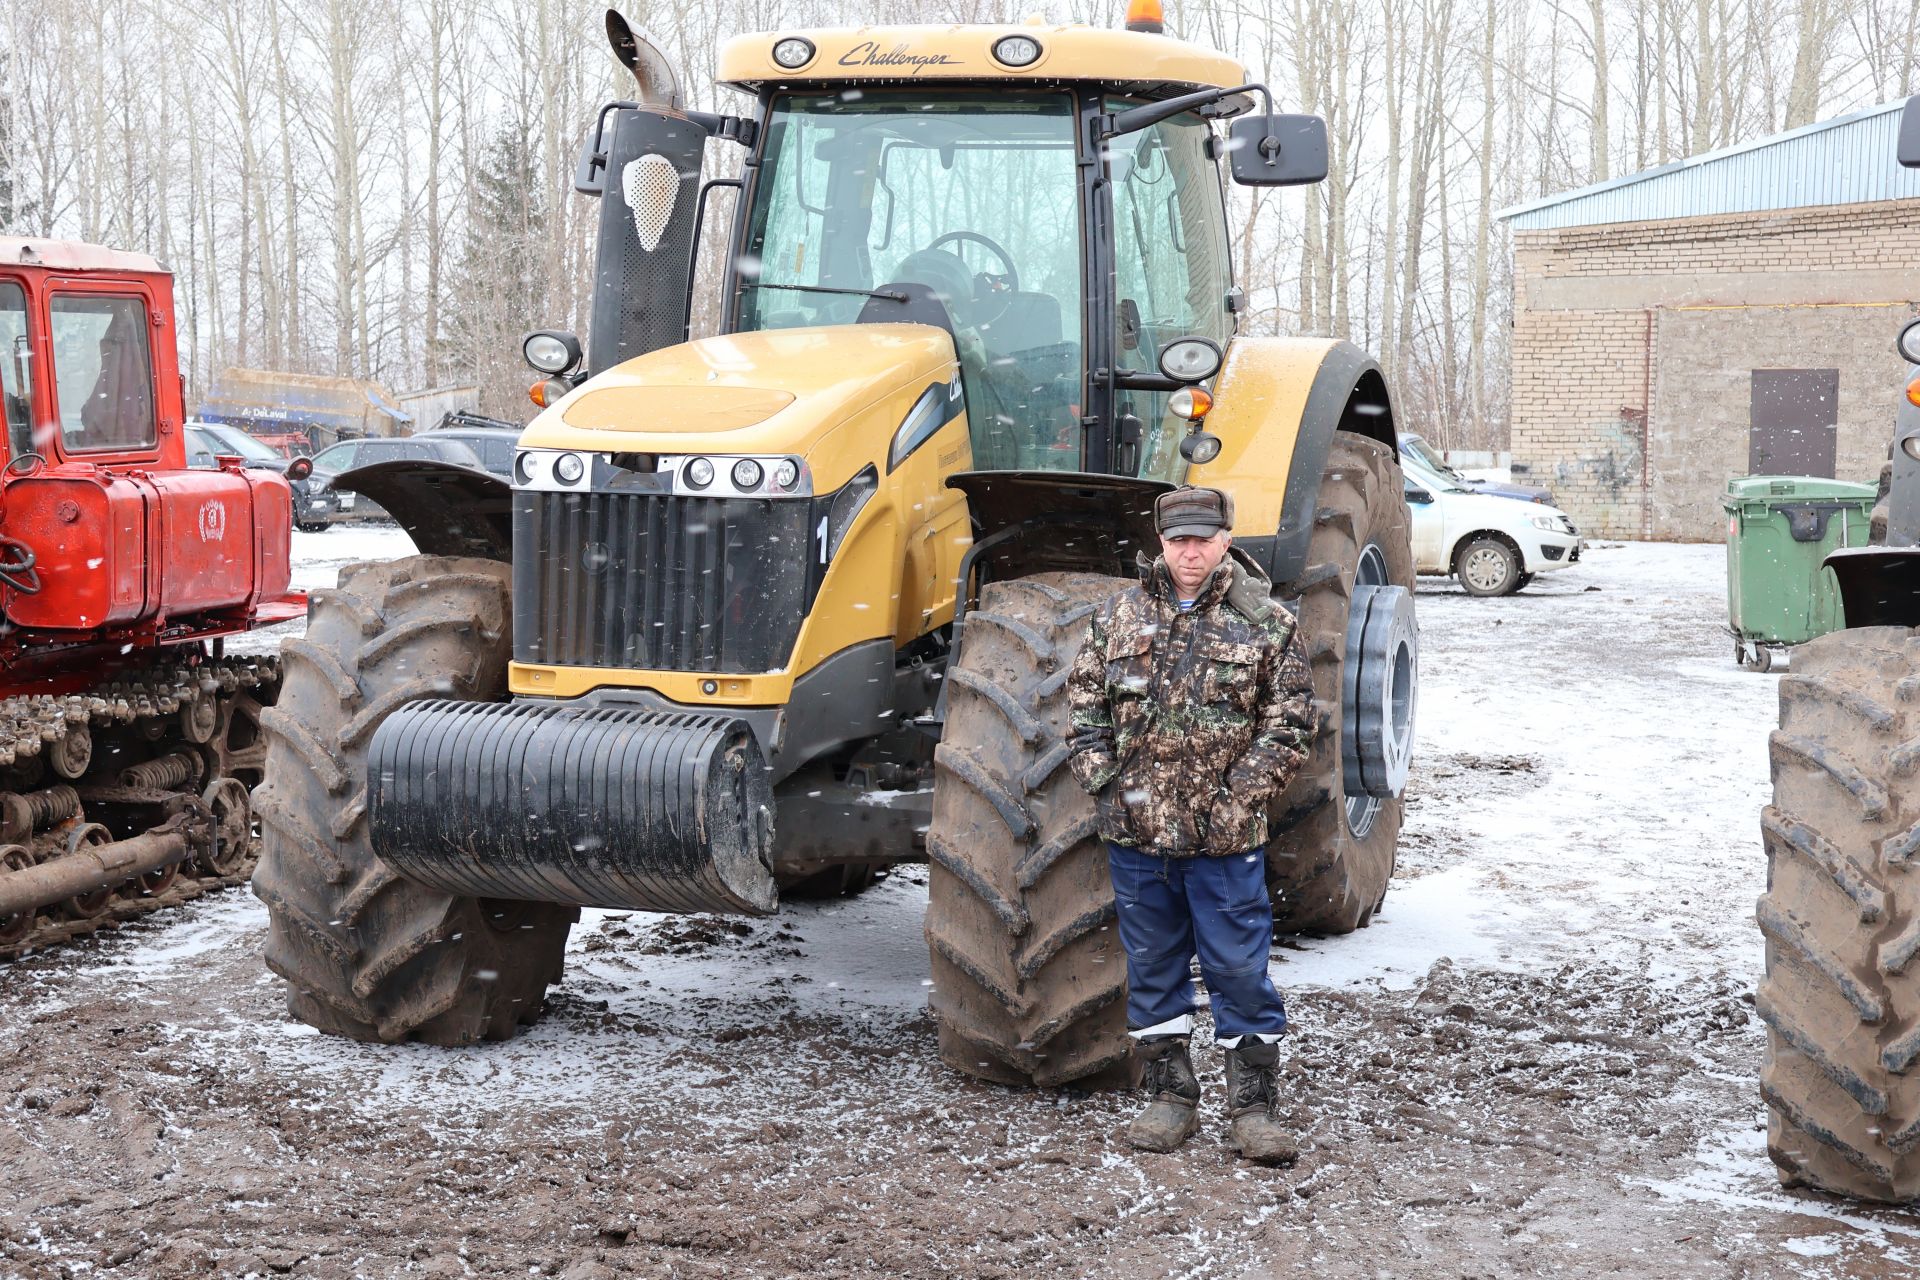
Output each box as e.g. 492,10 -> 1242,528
0,654 -> 277,962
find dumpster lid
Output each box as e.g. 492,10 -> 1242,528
1723,475 -> 1876,508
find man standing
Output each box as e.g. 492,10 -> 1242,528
1066,485 -> 1315,1163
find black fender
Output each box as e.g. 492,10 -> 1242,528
945,470 -> 1168,588
1828,547 -> 1920,629
1268,345 -> 1396,587
334,460 -> 514,561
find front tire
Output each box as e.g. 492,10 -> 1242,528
1456,536 -> 1521,596
924,573 -> 1134,1089
1759,626 -> 1920,1201
1267,433 -> 1415,934
253,555 -> 576,1045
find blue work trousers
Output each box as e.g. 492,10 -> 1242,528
1106,842 -> 1288,1040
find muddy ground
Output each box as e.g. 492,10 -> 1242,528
5,536 -> 1920,1278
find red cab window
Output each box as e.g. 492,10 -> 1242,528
0,281 -> 30,458
49,294 -> 154,452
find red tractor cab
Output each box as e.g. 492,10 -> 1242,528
0,238 -> 301,675
0,237 -> 304,956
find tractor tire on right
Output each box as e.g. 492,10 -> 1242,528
1759,625 -> 1920,1201
1267,433 -> 1415,935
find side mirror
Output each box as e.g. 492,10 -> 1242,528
286,456 -> 314,482
1405,486 -> 1433,505
1902,95 -> 1920,169
1227,114 -> 1328,187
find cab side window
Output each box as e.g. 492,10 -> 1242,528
1107,107 -> 1235,482
50,294 -> 155,452
0,282 -> 33,459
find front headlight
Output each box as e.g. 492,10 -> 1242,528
1530,514 -> 1568,532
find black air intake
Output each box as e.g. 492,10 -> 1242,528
511,490 -> 813,673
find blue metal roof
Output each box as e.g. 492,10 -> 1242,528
1497,100 -> 1920,230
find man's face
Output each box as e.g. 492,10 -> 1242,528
1161,530 -> 1232,598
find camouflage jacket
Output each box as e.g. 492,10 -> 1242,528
1066,550 -> 1316,858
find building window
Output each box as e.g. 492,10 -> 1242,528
1748,368 -> 1839,477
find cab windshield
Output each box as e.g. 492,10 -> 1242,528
735,91 -> 1084,471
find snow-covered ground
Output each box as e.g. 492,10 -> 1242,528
1287,542 -> 1776,991
6,531 -> 1916,1279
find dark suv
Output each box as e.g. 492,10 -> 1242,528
307,435 -> 487,522
422,426 -> 519,478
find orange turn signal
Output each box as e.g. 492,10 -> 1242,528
1169,386 -> 1212,420
529,379 -> 568,408
1125,0 -> 1165,33
1908,375 -> 1920,408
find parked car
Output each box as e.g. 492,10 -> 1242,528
1402,453 -> 1582,596
186,422 -> 338,532
422,424 -> 519,478
307,435 -> 488,521
1399,433 -> 1555,505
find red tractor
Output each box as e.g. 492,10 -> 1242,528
0,237 -> 303,956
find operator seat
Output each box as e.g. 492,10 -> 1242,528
979,291 -> 1062,358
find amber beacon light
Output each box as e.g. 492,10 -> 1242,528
1124,0 -> 1165,34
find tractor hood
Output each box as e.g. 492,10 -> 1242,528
522,324 -> 960,492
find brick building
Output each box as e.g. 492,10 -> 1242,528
1497,101 -> 1920,540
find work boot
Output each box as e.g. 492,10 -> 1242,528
1223,1041 -> 1298,1165
1126,1036 -> 1201,1153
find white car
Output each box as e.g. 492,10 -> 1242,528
1402,455 -> 1582,596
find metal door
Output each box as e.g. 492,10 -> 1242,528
1749,368 -> 1839,476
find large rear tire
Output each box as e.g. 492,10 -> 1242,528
1267,433 -> 1415,934
252,556 -> 576,1045
1759,626 -> 1920,1201
924,573 -> 1134,1089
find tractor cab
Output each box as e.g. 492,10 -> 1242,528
728,85 -> 1236,480
714,22 -> 1323,484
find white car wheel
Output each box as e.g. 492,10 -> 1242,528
1457,537 -> 1520,597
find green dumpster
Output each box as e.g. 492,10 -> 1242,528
1723,475 -> 1876,671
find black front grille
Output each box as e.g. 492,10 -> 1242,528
512,490 -> 813,674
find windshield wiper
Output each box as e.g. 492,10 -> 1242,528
742,282 -> 907,303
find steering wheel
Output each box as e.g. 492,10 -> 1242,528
925,231 -> 1019,294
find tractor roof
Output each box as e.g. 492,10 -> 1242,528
717,24 -> 1245,97
0,237 -> 166,276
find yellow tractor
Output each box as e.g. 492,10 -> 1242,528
252,6 -> 1418,1087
